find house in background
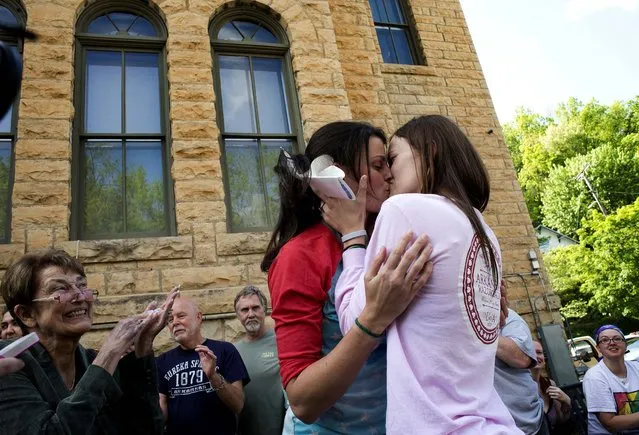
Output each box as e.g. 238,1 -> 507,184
0,0 -> 560,349
536,225 -> 577,253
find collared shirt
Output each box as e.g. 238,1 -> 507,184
0,340 -> 163,435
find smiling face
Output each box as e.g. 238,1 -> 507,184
167,297 -> 202,346
387,136 -> 422,195
22,266 -> 93,339
533,341 -> 545,369
597,329 -> 627,361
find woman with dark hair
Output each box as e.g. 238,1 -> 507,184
531,340 -> 573,433
0,248 -> 177,434
261,121 -> 433,434
321,115 -> 520,434
1,307 -> 22,339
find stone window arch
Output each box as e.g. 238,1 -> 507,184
72,1 -> 175,240
210,8 -> 303,232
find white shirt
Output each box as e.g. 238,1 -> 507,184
583,359 -> 639,434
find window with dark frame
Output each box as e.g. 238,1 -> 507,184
72,5 -> 174,240
210,11 -> 302,232
369,0 -> 420,64
0,1 -> 24,244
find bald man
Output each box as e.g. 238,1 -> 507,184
156,296 -> 250,435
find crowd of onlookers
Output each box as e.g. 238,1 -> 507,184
0,249 -> 635,435
1,115 -> 638,435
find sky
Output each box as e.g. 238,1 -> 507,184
459,0 -> 639,124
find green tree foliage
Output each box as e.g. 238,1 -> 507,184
503,109 -> 551,222
546,200 -> 639,332
502,108 -> 551,173
541,141 -> 639,237
505,97 -> 639,334
505,97 -> 639,225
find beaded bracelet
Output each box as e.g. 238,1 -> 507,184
355,317 -> 384,338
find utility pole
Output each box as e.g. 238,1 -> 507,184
576,163 -> 608,216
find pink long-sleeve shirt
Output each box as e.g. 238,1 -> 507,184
335,194 -> 522,434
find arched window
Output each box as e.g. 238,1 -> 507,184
210,10 -> 303,232
369,0 -> 421,64
72,3 -> 174,240
0,0 -> 25,243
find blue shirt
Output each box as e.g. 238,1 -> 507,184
157,339 -> 250,435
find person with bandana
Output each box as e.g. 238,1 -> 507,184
583,324 -> 639,434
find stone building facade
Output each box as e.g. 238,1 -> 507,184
0,0 -> 561,351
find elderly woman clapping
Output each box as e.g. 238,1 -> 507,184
0,248 -> 177,434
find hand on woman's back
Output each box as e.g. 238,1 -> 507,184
360,232 -> 433,334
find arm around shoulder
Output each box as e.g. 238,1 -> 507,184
285,325 -> 381,423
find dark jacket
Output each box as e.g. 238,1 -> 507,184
0,340 -> 164,435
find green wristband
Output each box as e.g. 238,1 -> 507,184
355,317 -> 384,338
343,243 -> 366,252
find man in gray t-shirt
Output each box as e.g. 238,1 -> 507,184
494,309 -> 547,435
234,286 -> 286,435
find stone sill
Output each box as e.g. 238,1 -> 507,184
216,231 -> 271,256
91,284 -> 256,324
55,236 -> 193,264
380,64 -> 438,76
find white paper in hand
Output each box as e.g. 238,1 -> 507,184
0,332 -> 39,358
309,155 -> 355,200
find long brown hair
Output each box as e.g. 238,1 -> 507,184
394,115 -> 499,290
261,121 -> 386,272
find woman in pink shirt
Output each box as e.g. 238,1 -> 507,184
320,115 -> 521,434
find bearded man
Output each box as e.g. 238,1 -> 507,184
234,285 -> 286,435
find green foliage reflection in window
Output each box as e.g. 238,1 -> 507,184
211,11 -> 301,232
74,4 -> 172,240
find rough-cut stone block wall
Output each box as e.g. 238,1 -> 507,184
328,0 -> 560,332
2,0 -> 558,351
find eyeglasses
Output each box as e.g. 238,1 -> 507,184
598,336 -> 625,345
32,288 -> 99,304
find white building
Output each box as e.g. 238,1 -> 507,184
536,225 -> 578,253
